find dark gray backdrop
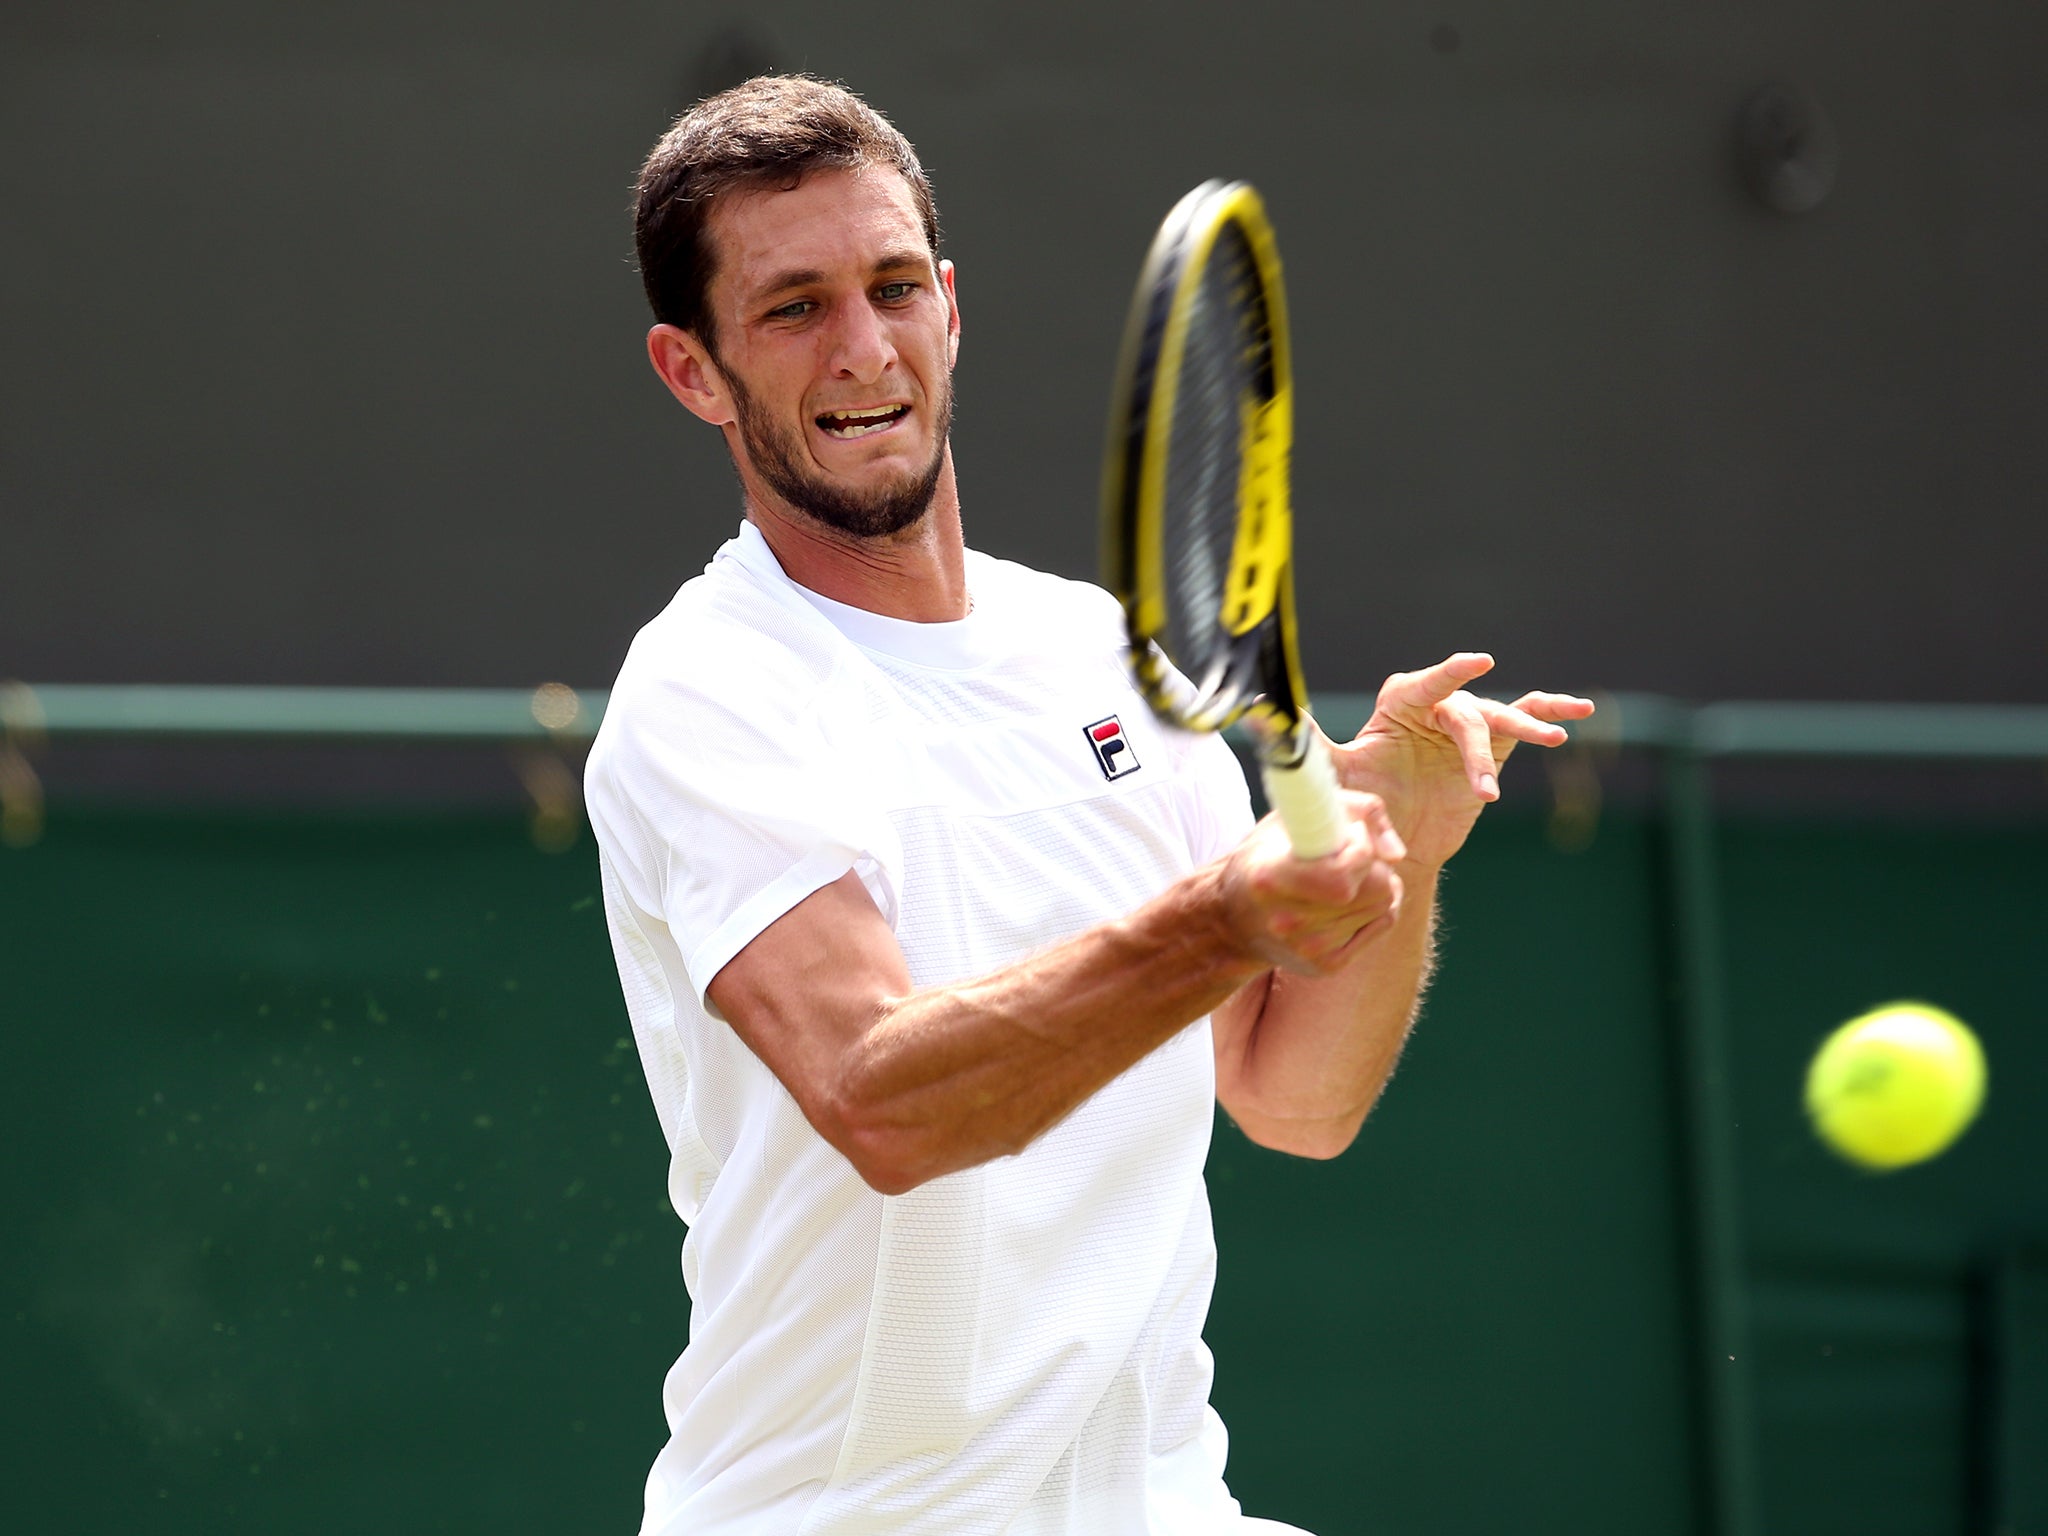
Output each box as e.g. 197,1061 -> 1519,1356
6,1 -> 2044,704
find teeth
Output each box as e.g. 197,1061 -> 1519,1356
820,405 -> 908,438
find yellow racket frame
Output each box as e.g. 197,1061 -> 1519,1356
1103,180 -> 1313,747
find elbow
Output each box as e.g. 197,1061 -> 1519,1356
815,1084 -> 941,1197
847,1147 -> 925,1198
1255,1122 -> 1362,1161
1278,1121 -> 1364,1161
1230,1103 -> 1370,1161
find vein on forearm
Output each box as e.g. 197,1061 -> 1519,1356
839,865 -> 1264,1169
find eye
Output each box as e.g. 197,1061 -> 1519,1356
766,299 -> 815,321
876,281 -> 917,303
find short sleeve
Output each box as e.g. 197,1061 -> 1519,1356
585,639 -> 903,1016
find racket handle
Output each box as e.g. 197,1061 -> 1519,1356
1260,726 -> 1347,859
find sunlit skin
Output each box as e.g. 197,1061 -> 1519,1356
646,166 -> 968,622
640,159 -> 1596,1185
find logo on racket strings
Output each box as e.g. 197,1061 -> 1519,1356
1084,716 -> 1141,781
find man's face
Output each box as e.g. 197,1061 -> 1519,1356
698,167 -> 959,538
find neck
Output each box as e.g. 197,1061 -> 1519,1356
743,453 -> 971,623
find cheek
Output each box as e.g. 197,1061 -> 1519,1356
906,315 -> 955,376
728,334 -> 820,403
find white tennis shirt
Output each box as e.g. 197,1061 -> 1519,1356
585,522 -> 1281,1536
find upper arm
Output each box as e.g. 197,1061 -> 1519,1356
706,870 -> 914,1164
587,648 -> 905,1010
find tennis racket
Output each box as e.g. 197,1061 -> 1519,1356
1101,180 -> 1346,858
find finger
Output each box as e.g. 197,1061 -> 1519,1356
1256,822 -> 1377,908
1353,861 -> 1402,925
1325,901 -> 1402,968
1324,869 -> 1407,966
1263,831 -> 1397,923
1342,789 -> 1405,863
1507,691 -> 1597,723
1475,697 -> 1572,748
1380,651 -> 1495,710
1265,906 -> 1356,976
1433,694 -> 1501,799
1292,867 -> 1402,970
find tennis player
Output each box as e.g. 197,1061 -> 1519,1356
585,75 -> 1592,1536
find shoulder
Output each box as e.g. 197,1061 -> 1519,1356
630,552 -> 856,701
966,550 -> 1127,652
588,554 -> 865,792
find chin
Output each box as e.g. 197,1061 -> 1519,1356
820,450 -> 934,497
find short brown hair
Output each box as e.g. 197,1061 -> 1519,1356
634,75 -> 941,349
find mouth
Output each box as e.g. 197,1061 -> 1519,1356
816,403 -> 911,439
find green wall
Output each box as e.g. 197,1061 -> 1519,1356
1721,823 -> 2048,1536
4,806 -> 2041,1533
2,813 -> 673,1532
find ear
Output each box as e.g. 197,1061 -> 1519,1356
939,259 -> 962,369
647,324 -> 737,427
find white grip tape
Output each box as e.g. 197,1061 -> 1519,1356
1260,727 -> 1346,859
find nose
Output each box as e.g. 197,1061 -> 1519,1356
827,295 -> 897,386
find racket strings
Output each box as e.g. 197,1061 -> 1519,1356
1159,221 -> 1269,714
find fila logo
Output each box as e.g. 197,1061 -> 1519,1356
1084,715 -> 1141,781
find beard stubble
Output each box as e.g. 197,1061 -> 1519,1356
724,364 -> 953,540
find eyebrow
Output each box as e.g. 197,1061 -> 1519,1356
756,267 -> 826,298
751,251 -> 932,301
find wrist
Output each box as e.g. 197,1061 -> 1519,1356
1186,857 -> 1281,977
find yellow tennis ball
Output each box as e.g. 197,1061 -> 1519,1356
1804,1002 -> 1986,1169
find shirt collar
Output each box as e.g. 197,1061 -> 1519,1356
718,520 -> 1006,671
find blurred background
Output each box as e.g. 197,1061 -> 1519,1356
3,2 -> 2044,1533
9,0 -> 2047,706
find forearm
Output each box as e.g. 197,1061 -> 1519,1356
1218,864 -> 1440,1156
820,867 -> 1267,1193
713,804 -> 1402,1193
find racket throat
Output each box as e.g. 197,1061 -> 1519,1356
1244,706 -> 1317,771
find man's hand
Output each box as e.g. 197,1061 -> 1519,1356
1334,652 -> 1594,871
1217,791 -> 1408,976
